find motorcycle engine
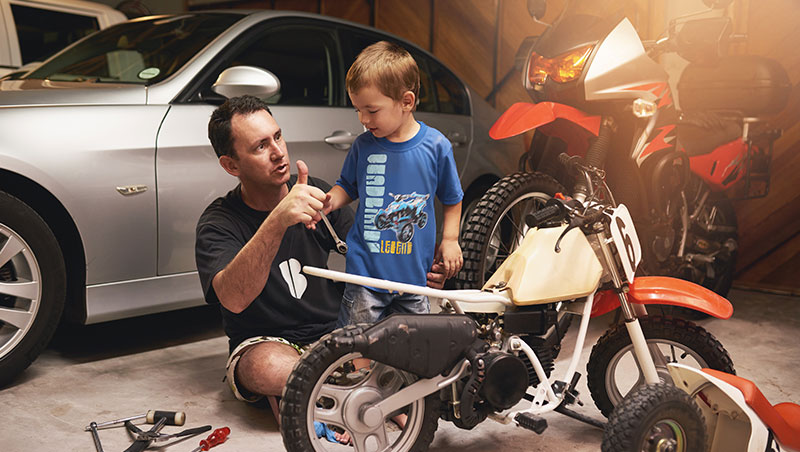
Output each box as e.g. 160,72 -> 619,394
478,350 -> 529,410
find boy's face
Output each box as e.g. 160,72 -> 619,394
349,84 -> 414,142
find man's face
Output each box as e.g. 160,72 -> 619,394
227,109 -> 290,188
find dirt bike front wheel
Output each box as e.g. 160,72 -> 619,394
454,172 -> 565,289
601,382 -> 708,452
280,325 -> 439,452
587,315 -> 734,418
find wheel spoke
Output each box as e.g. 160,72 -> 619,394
0,280 -> 38,300
0,235 -> 24,268
0,306 -> 33,329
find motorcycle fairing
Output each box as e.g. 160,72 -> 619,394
689,138 -> 748,191
489,101 -> 601,141
583,18 -> 669,104
590,276 -> 733,319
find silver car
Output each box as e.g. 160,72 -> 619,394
0,11 -> 522,385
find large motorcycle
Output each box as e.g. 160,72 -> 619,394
456,0 -> 791,299
279,157 -> 734,452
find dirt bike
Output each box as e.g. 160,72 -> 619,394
602,363 -> 800,452
278,156 -> 735,452
457,0 -> 791,301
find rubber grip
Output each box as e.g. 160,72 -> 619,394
525,204 -> 562,228
146,410 -> 185,426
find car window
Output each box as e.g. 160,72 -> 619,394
429,59 -> 470,115
10,4 -> 100,65
226,26 -> 337,106
23,14 -> 241,84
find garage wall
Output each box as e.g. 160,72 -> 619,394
187,0 -> 799,293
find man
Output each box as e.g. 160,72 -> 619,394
195,95 -> 446,421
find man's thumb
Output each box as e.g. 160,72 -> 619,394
296,160 -> 308,185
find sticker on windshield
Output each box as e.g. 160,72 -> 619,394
138,67 -> 160,80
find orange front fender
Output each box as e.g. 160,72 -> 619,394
489,101 -> 601,140
591,276 -> 734,319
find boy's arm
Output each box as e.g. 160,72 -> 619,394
325,185 -> 353,214
436,202 -> 463,279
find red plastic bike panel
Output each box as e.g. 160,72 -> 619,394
590,276 -> 733,319
489,102 -> 601,140
702,369 -> 800,450
689,138 -> 747,191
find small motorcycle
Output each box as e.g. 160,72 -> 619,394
602,363 -> 800,452
279,158 -> 734,452
457,0 -> 791,298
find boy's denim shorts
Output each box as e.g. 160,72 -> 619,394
336,283 -> 429,328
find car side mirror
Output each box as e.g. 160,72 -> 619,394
211,66 -> 281,99
527,0 -> 546,20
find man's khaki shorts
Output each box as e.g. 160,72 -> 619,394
225,335 -> 308,402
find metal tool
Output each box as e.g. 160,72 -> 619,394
319,210 -> 348,254
88,421 -> 104,452
85,410 -> 186,431
132,424 -> 212,442
189,426 -> 230,452
123,417 -> 167,452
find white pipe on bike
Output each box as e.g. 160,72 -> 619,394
303,266 -> 511,305
563,291 -> 595,384
625,319 -> 661,384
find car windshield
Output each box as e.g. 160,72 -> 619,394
23,13 -> 242,84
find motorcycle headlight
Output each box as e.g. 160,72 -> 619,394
527,44 -> 594,87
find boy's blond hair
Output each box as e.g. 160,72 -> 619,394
346,41 -> 420,107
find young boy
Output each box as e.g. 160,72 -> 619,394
325,40 -> 464,326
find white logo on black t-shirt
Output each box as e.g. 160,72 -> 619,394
279,258 -> 307,299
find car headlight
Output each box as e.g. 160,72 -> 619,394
527,44 -> 594,87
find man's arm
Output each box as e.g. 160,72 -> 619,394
212,161 -> 326,313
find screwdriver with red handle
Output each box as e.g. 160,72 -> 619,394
189,427 -> 230,452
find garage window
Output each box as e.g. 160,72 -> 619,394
10,4 -> 99,65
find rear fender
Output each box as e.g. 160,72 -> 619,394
591,276 -> 733,319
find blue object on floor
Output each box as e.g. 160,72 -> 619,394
314,421 -> 340,443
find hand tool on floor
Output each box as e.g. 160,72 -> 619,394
189,426 -> 230,452
88,421 -> 104,452
122,417 -> 167,452
85,410 -> 186,431
130,424 -> 212,442
319,210 -> 348,254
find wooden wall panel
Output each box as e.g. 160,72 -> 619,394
431,0 -> 498,98
321,0 -> 371,26
375,0 -> 431,51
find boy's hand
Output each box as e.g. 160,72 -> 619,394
435,239 -> 463,279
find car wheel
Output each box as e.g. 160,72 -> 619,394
0,192 -> 66,387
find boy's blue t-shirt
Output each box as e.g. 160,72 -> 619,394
336,121 -> 463,288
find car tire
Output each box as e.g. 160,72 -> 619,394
0,191 -> 66,387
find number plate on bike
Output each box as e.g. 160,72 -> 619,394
609,204 -> 642,283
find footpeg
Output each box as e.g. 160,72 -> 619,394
514,412 -> 548,434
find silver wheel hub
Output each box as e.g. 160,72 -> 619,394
0,223 -> 42,359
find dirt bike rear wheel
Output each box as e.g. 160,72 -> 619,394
587,315 -> 734,418
601,382 -> 707,452
281,325 -> 439,452
454,172 -> 565,289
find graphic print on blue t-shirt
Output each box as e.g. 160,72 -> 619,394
373,192 -> 429,244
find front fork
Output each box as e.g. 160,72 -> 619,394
596,229 -> 662,384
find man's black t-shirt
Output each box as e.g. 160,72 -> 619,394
195,176 -> 353,353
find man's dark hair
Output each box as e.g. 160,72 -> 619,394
208,95 -> 272,158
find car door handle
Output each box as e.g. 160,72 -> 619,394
324,131 -> 357,150
446,132 -> 468,147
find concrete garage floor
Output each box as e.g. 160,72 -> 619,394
1,288 -> 798,452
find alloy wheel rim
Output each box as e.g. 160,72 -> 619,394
0,223 -> 42,358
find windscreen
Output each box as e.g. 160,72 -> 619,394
23,14 -> 242,85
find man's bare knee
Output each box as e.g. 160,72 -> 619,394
236,341 -> 301,397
